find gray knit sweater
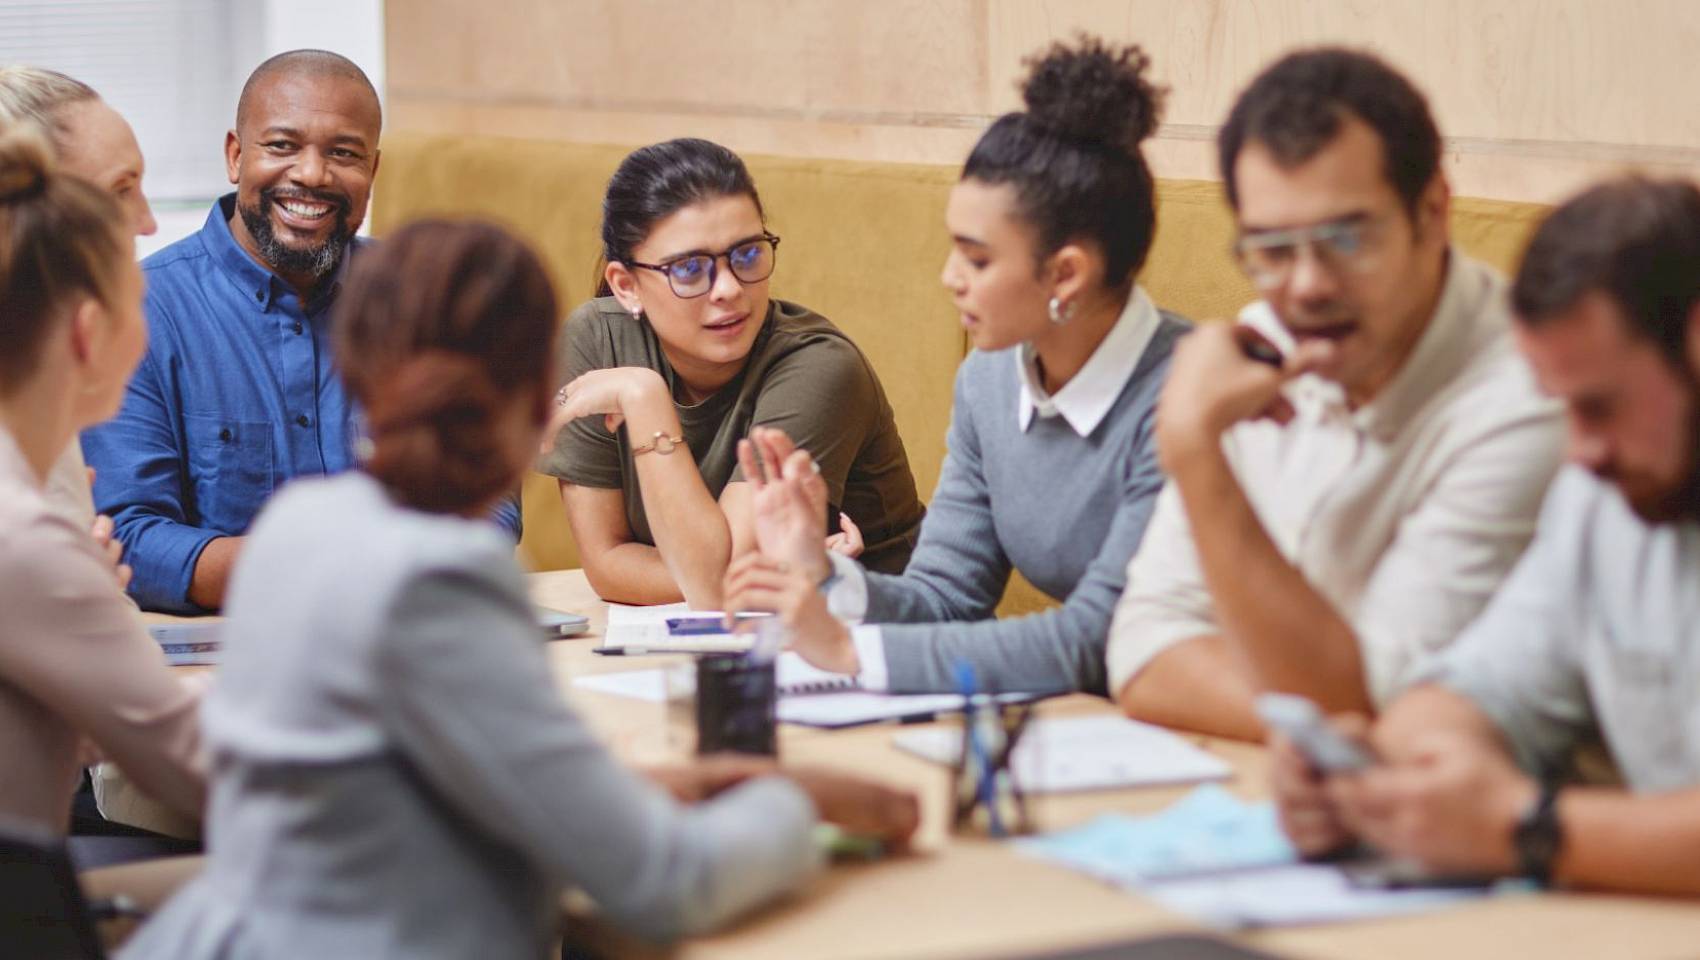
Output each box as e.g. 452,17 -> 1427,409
858,312 -> 1186,695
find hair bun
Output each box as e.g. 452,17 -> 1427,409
0,127 -> 52,203
1021,35 -> 1165,155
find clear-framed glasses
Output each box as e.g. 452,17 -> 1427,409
627,232 -> 781,299
1233,215 -> 1387,291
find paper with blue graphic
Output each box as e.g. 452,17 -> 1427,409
1018,784 -> 1496,928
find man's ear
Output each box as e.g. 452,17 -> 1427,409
224,129 -> 241,185
604,262 -> 643,315
1415,173 -> 1452,249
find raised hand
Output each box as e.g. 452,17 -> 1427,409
825,511 -> 864,558
722,552 -> 859,674
738,426 -> 832,583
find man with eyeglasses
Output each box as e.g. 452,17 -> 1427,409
1105,48 -> 1564,738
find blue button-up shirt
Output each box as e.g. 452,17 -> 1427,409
84,195 -> 519,612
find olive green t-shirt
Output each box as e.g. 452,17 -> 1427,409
540,297 -> 924,574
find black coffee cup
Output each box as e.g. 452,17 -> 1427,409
694,653 -> 778,756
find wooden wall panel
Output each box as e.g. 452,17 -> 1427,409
386,0 -> 1700,203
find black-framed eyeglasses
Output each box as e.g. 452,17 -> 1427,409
627,233 -> 781,299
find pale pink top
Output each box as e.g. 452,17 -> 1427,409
0,425 -> 204,831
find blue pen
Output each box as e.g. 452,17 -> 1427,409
955,662 -> 1004,837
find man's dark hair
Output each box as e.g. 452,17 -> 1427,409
1218,47 -> 1441,214
236,49 -> 381,131
1512,176 -> 1700,369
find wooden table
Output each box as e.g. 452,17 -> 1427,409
128,570 -> 1700,960
525,571 -> 1700,960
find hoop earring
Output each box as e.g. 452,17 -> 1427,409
1046,296 -> 1073,326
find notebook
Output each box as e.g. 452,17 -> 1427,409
572,654 -> 1041,729
595,602 -> 766,655
147,622 -> 223,667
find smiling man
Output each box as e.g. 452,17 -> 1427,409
83,51 -> 516,613
1105,49 -> 1565,738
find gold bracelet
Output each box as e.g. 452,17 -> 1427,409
632,430 -> 684,456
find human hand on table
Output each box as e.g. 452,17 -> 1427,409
1327,729 -> 1535,876
1270,723 -> 1361,858
645,754 -> 780,804
784,766 -> 920,848
721,552 -> 860,675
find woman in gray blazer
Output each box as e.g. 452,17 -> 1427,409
121,220 -> 918,960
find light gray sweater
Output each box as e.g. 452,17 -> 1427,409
863,313 -> 1186,695
122,472 -> 820,960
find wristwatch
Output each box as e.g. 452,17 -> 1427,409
632,431 -> 684,457
1512,778 -> 1564,887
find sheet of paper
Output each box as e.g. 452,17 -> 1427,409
897,715 -> 1231,794
573,669 -> 670,703
1018,784 -> 1494,929
1144,863 -> 1489,929
604,602 -> 691,626
1016,784 -> 1293,882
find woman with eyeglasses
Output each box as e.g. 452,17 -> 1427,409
542,138 -> 925,607
721,38 -> 1187,697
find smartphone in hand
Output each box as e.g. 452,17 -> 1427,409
1255,692 -> 1377,773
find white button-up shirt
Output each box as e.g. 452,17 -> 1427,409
1107,254 -> 1565,704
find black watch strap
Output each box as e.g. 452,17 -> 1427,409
1513,779 -> 1564,887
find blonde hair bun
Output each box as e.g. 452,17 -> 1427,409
0,127 -> 52,204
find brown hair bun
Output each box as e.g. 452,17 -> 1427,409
334,219 -> 558,515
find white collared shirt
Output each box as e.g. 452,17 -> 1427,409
843,285 -> 1166,690
1017,286 -> 1161,435
1106,254 -> 1566,704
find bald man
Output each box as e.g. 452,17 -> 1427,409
83,50 -> 518,612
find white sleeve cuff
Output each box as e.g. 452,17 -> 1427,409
850,625 -> 888,692
824,551 -> 869,623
